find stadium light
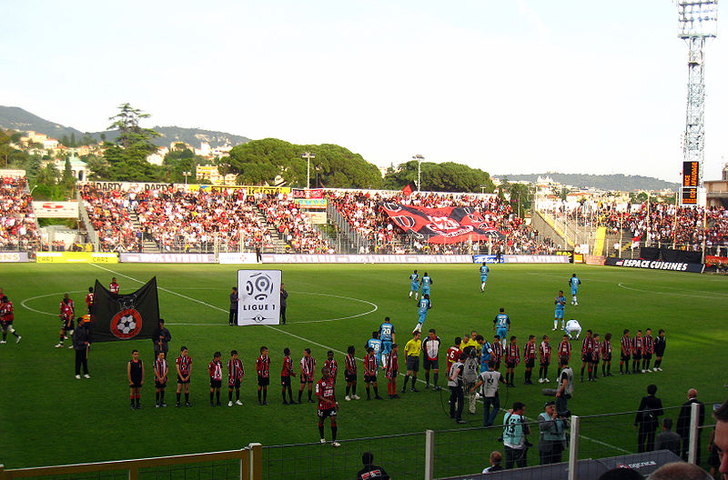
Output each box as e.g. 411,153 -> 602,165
182,171 -> 191,185
302,152 -> 316,189
413,154 -> 424,191
677,0 -> 718,205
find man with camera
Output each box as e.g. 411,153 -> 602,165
447,351 -> 466,424
538,401 -> 569,464
502,401 -> 530,469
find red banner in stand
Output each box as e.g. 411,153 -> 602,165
379,203 -> 504,244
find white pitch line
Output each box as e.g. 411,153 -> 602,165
617,282 -> 728,299
579,434 -> 631,454
20,290 -> 87,316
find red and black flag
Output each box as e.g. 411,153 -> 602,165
379,203 -> 505,244
91,277 -> 160,342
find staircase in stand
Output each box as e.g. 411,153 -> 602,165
129,212 -> 160,253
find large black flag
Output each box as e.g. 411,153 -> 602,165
92,277 -> 160,342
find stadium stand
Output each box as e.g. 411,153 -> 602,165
0,176 -> 40,251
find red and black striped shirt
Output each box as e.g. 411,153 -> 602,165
643,335 -> 654,354
386,351 -> 398,378
491,343 -> 503,362
364,354 -> 378,376
505,343 -> 520,364
345,353 -> 357,375
281,356 -> 293,377
558,340 -> 571,358
300,356 -> 315,380
539,341 -> 552,363
176,355 -> 192,376
256,355 -> 270,378
323,359 -> 338,382
621,336 -> 632,355
523,341 -> 536,361
228,358 -> 244,384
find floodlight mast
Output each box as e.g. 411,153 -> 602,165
677,0 -> 718,205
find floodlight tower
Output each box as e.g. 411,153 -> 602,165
677,0 -> 718,205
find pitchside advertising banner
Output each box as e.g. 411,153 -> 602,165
605,257 -> 704,273
236,270 -> 281,325
36,252 -> 118,263
0,252 -> 29,262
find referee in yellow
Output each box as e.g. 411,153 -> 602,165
402,331 -> 422,393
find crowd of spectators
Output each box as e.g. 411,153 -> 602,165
79,185 -> 331,254
79,185 -> 141,252
545,201 -> 728,253
0,176 -> 40,251
327,190 -> 557,255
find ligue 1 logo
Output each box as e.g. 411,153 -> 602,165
110,308 -> 143,339
245,273 -> 274,301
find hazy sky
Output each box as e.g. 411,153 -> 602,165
2,0 -> 726,182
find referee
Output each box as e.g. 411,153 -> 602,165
402,331 -> 422,393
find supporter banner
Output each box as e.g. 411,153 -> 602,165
308,212 -> 327,224
245,186 -> 291,195
262,254 -> 474,264
92,277 -> 160,342
32,201 -> 79,218
585,255 -> 605,266
472,255 -> 501,263
36,252 -> 118,263
379,203 -> 504,244
501,255 -> 570,264
292,188 -> 324,199
293,198 -> 327,209
0,251 -> 29,262
605,257 -> 704,273
236,270 -> 281,325
119,253 -> 216,263
0,169 -> 27,178
706,255 -> 728,266
218,252 -> 258,264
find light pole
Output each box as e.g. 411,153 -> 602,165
412,154 -> 424,191
182,171 -> 191,185
302,152 -> 316,189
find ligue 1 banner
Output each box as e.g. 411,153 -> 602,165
92,277 -> 160,342
237,270 -> 281,325
379,203 -> 504,244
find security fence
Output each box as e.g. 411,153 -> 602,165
2,403 -> 714,480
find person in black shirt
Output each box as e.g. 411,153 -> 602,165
229,287 -> 239,326
653,329 -> 666,371
634,384 -> 664,452
655,418 -> 681,456
280,284 -> 288,325
152,319 -> 172,359
73,318 -> 91,379
356,452 -> 390,480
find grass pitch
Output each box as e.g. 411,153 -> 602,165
1,262 -> 727,475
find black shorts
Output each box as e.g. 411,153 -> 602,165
559,356 -> 569,365
62,320 -> 74,331
386,370 -> 398,380
317,407 -> 337,419
210,379 -> 222,389
581,354 -> 591,363
229,379 -> 241,389
632,353 -> 642,361
505,360 -> 517,369
642,353 -> 652,360
602,354 -> 612,362
155,380 -> 167,389
525,359 -> 535,368
406,356 -> 419,372
280,376 -> 291,387
177,375 -> 190,384
258,375 -> 270,387
300,375 -> 313,384
129,381 -> 142,389
364,374 -> 377,383
0,320 -> 12,328
540,361 -> 550,368
345,372 -> 357,383
423,357 -> 439,370
621,353 -> 631,362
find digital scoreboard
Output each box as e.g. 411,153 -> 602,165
681,161 -> 699,205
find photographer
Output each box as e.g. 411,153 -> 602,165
448,352 -> 466,424
502,401 -> 530,469
538,401 -> 569,464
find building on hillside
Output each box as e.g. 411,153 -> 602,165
52,154 -> 89,182
704,163 -> 728,208
195,165 -> 237,185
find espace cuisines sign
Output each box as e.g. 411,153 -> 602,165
606,257 -> 704,273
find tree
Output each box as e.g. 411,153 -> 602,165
103,103 -> 162,181
382,160 -> 495,193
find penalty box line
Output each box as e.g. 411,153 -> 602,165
89,264 -> 424,383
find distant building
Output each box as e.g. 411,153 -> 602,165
52,154 -> 89,182
704,163 -> 728,208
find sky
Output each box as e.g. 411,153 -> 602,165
1,0 -> 727,183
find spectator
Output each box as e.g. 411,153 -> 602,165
655,418 -> 681,456
677,388 -> 705,463
649,462 -> 714,480
356,451 -> 390,480
635,384 -> 664,453
482,450 -> 503,473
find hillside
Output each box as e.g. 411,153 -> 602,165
0,106 -> 250,149
496,172 -> 679,191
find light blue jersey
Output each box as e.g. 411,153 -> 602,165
480,342 -> 492,372
479,264 -> 490,282
494,313 -> 510,339
379,321 -> 395,354
410,272 -> 419,292
554,295 -> 566,319
569,276 -> 581,295
367,337 -> 383,365
421,275 -> 432,295
417,297 -> 431,324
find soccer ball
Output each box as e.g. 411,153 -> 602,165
117,315 -> 137,335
